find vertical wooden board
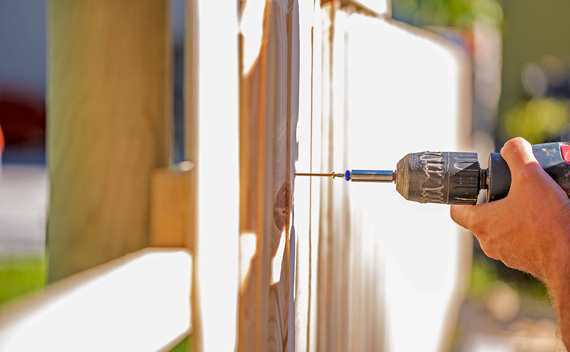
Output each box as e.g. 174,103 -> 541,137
265,2 -> 289,346
345,14 -> 471,351
238,1 -> 268,348
317,6 -> 352,351
184,1 -> 200,350
293,1 -> 315,351
263,1 -> 292,350
238,0 -> 296,350
47,0 -> 171,281
308,3 -> 323,352
316,6 -> 333,351
239,1 -> 264,236
185,0 -> 239,351
288,2 -> 300,351
328,9 -> 350,352
294,2 -> 324,351
320,10 -> 388,352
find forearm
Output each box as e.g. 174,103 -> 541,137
556,299 -> 570,349
545,245 -> 570,349
550,285 -> 570,348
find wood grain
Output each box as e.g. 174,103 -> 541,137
47,0 -> 171,281
238,1 -> 298,350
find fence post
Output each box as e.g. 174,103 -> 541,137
47,0 -> 172,281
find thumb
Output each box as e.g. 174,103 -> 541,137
500,137 -> 538,173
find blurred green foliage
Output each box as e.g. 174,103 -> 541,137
468,256 -> 549,302
0,256 -> 46,305
170,335 -> 192,352
498,1 -> 570,145
467,257 -> 498,299
502,98 -> 570,144
392,0 -> 503,28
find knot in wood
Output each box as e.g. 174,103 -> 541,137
273,182 -> 290,232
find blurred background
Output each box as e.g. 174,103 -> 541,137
1,0 -> 570,350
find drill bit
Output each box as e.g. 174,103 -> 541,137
295,172 -> 345,178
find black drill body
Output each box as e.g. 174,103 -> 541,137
393,142 -> 570,205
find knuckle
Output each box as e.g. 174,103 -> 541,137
501,137 -> 530,159
505,137 -> 529,151
501,138 -> 516,154
513,162 -> 546,188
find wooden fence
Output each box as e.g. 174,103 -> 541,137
0,1 -> 471,351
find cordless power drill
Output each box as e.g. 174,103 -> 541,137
296,142 -> 570,205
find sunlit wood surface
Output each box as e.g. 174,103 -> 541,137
0,249 -> 191,351
238,1 -> 297,351
185,0 -> 240,351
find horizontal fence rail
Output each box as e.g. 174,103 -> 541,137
0,248 -> 192,352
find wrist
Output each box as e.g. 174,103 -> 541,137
544,237 -> 570,348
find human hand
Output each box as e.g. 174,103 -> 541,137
450,137 -> 570,283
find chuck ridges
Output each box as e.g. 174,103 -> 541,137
450,153 -> 480,204
419,152 -> 445,204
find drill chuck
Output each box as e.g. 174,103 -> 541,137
395,152 -> 482,204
